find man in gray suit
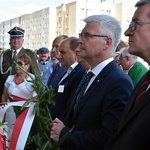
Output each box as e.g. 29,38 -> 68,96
0,26 -> 40,100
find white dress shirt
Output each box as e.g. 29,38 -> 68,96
58,62 -> 79,84
85,57 -> 114,93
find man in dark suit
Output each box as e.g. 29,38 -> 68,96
50,15 -> 133,150
103,1 -> 150,150
49,36 -> 85,119
44,35 -> 68,88
0,26 -> 40,100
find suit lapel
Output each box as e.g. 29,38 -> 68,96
118,92 -> 150,132
72,75 -> 104,121
118,73 -> 150,132
18,48 -> 25,54
60,64 -> 83,124
59,64 -> 81,85
71,61 -> 116,124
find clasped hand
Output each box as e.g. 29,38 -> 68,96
50,118 -> 65,141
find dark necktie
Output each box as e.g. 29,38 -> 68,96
74,71 -> 94,110
12,51 -> 17,63
136,71 -> 150,102
47,63 -> 60,87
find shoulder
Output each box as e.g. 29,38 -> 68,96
6,75 -> 15,82
75,63 -> 86,72
103,62 -> 133,84
46,60 -> 53,66
130,62 -> 148,73
1,49 -> 11,56
21,48 -> 35,54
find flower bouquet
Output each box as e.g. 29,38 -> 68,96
0,62 -> 72,150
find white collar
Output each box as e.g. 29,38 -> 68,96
67,62 -> 78,74
12,47 -> 22,55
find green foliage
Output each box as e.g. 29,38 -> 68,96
13,62 -> 72,150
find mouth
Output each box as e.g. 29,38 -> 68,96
128,37 -> 134,43
79,47 -> 85,51
128,40 -> 133,43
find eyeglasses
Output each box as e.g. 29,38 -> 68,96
129,20 -> 150,31
79,32 -> 107,40
14,61 -> 25,66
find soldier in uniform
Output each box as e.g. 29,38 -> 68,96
0,26 -> 40,100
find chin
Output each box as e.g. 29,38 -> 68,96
128,47 -> 135,55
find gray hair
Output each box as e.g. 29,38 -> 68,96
120,47 -> 137,60
83,14 -> 122,52
135,0 -> 150,18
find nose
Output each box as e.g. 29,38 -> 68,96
51,47 -> 55,52
75,48 -> 80,53
124,27 -> 133,36
78,36 -> 84,44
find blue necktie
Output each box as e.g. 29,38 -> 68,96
74,71 -> 94,110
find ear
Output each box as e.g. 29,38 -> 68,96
126,56 -> 130,61
103,37 -> 112,50
74,52 -> 78,60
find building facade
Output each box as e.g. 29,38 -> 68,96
0,0 -> 135,50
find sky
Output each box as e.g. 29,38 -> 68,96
0,0 -> 138,23
0,0 -> 75,23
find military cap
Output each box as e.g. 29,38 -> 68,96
37,47 -> 49,54
8,26 -> 25,37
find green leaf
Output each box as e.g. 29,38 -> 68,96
13,61 -> 71,149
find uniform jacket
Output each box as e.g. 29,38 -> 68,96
104,71 -> 150,150
60,61 -> 133,150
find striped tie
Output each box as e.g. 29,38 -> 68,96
136,71 -> 150,102
74,71 -> 94,110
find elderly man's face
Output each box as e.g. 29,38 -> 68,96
124,5 -> 150,63
59,40 -> 77,70
51,37 -> 63,59
78,22 -> 108,67
39,52 -> 50,62
10,37 -> 24,50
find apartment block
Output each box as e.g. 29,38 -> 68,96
0,0 -> 135,50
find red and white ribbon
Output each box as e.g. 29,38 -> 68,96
0,101 -> 35,150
